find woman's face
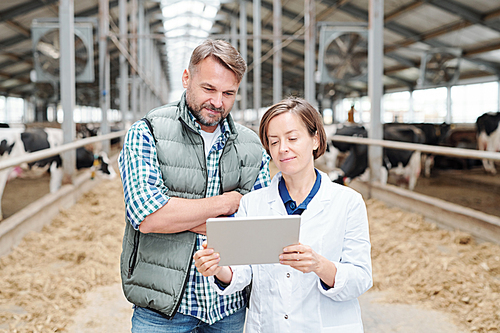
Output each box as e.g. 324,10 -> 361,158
267,112 -> 319,178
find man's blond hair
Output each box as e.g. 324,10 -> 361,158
188,39 -> 246,83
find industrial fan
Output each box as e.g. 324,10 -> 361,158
76,87 -> 97,106
418,48 -> 461,87
317,24 -> 368,85
34,81 -> 58,102
32,20 -> 94,83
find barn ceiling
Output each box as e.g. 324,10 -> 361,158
0,0 -> 499,110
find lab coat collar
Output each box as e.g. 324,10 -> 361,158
267,170 -> 333,220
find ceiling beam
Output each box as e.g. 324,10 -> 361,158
464,41 -> 500,56
484,8 -> 500,21
385,1 -> 424,23
338,2 -> 500,75
384,20 -> 473,53
0,0 -> 59,23
424,0 -> 500,33
4,20 -> 31,37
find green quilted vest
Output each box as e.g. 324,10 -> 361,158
120,92 -> 262,318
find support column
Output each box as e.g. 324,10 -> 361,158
498,79 -> 500,111
130,0 -> 139,121
138,0 -> 145,117
119,0 -> 130,127
446,85 -> 452,123
59,0 -> 76,182
253,0 -> 261,117
239,0 -> 247,119
304,0 -> 316,105
273,0 -> 282,104
99,0 -> 111,153
231,15 -> 239,115
409,89 -> 414,122
368,0 -> 384,184
131,77 -> 138,122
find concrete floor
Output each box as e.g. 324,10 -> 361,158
66,284 -> 468,333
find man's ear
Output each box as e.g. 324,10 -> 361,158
182,69 -> 190,88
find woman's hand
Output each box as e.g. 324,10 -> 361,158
194,241 -> 233,283
279,243 -> 337,288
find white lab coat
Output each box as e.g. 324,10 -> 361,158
209,170 -> 372,333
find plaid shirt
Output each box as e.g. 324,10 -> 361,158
119,113 -> 271,324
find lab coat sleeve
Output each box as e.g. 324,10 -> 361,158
209,265 -> 253,295
318,193 -> 373,301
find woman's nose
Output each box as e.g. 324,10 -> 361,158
279,142 -> 289,153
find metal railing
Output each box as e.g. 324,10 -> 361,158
0,130 -> 128,172
330,135 -> 500,161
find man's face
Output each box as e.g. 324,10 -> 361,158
182,56 -> 240,133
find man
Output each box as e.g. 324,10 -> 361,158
119,39 -> 270,332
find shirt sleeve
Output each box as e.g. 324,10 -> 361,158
118,120 -> 170,230
252,148 -> 271,191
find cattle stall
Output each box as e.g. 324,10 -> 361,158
0,130 -> 126,257
316,132 -> 500,244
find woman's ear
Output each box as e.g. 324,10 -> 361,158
313,131 -> 320,151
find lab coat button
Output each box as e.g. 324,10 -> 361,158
286,273 -> 290,278
284,314 -> 288,319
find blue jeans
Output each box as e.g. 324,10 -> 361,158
131,306 -> 246,333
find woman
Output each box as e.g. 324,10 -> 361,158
194,97 -> 372,332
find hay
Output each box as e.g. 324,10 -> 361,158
0,177 -> 125,332
367,199 -> 500,333
0,175 -> 499,332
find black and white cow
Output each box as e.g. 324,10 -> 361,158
0,127 -> 115,220
476,111 -> 500,174
330,124 -> 425,190
384,122 -> 451,177
329,125 -> 369,185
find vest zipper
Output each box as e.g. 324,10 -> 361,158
179,117 -> 208,194
167,239 -> 197,319
127,229 -> 140,278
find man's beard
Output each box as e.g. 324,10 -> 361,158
188,101 -> 228,127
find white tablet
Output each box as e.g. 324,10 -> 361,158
206,215 -> 301,266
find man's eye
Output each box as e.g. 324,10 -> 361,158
224,92 -> 234,96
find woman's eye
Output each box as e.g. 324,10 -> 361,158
270,141 -> 278,146
289,138 -> 297,141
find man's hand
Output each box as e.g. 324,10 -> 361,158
219,191 -> 243,216
139,191 -> 243,234
189,223 -> 206,235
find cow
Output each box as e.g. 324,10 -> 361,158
476,112 -> 500,174
329,124 -> 425,190
432,125 -> 480,171
384,122 -> 451,177
315,123 -> 341,171
0,127 -> 116,220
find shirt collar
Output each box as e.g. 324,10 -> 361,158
278,169 -> 322,215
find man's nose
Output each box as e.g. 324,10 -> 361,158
211,93 -> 223,108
